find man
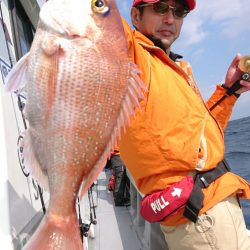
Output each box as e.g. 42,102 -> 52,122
118,0 -> 250,249
109,147 -> 130,206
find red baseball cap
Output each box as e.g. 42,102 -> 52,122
132,0 -> 196,10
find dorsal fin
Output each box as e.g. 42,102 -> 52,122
79,62 -> 147,199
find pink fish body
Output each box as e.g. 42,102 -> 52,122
5,0 -> 144,249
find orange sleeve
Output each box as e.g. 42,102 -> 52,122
207,85 -> 237,130
112,145 -> 120,155
121,18 -> 135,62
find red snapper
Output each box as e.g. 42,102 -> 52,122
5,0 -> 145,248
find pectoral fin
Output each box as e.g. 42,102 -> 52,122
5,53 -> 30,92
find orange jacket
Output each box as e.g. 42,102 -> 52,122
112,145 -> 120,156
119,19 -> 250,226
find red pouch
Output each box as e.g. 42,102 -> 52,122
108,174 -> 115,191
140,176 -> 194,223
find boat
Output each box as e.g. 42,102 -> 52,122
0,1 -> 166,248
0,1 -> 49,249
0,0 -> 249,249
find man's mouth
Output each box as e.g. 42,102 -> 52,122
158,29 -> 173,36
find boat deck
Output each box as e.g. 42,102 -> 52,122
86,170 -> 143,250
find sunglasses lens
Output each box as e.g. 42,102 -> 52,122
153,2 -> 189,18
153,2 -> 169,14
174,8 -> 188,18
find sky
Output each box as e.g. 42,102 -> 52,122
116,0 -> 250,120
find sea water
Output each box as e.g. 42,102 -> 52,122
225,115 -> 250,228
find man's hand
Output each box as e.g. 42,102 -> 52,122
224,53 -> 250,94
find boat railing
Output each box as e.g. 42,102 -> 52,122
126,169 -> 169,250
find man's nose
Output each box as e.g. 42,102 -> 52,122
162,9 -> 175,23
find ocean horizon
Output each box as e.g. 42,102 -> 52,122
225,115 -> 250,228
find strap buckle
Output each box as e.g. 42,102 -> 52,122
183,201 -> 199,223
199,176 -> 209,188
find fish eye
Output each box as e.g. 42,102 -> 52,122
92,0 -> 110,15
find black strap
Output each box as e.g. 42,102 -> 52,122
183,159 -> 230,223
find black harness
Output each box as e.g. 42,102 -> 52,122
183,159 -> 231,223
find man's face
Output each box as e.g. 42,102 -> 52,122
131,0 -> 185,52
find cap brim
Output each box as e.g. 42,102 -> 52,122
132,0 -> 160,7
133,0 -> 196,10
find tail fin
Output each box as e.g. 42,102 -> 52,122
23,212 -> 83,250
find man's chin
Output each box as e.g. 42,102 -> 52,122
146,35 -> 170,50
160,38 -> 172,49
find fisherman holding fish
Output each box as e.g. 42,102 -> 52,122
5,0 -> 250,249
117,0 -> 250,249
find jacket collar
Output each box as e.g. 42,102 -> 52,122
133,30 -> 183,62
169,51 -> 183,62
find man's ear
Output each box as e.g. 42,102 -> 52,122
130,7 -> 141,29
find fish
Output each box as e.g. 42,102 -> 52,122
5,0 -> 145,249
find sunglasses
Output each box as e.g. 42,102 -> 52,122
138,1 -> 190,18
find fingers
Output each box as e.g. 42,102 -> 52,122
231,53 -> 241,69
225,53 -> 242,86
237,79 -> 250,94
